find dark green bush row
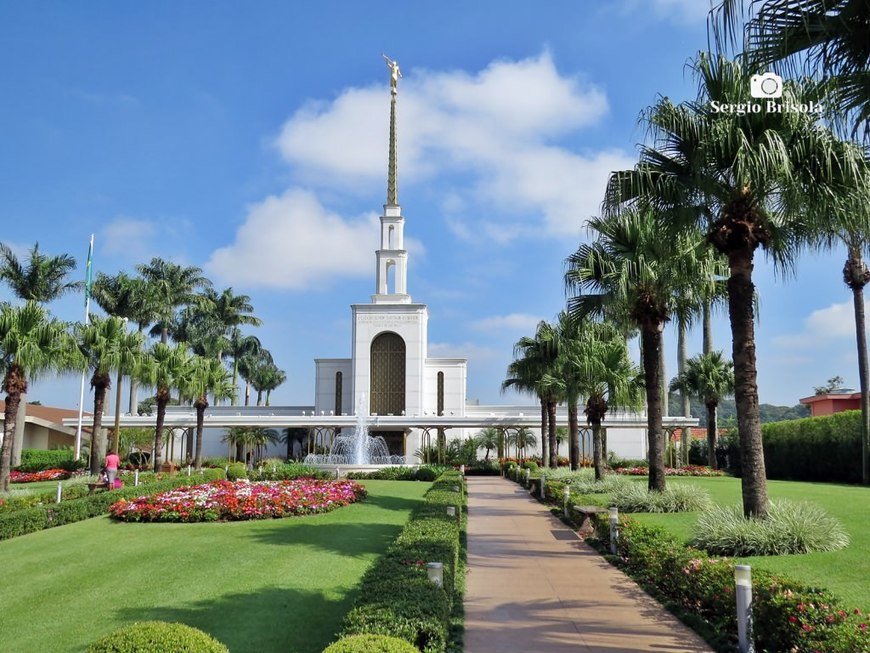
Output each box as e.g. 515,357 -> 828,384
345,466 -> 443,482
592,517 -> 870,652
17,449 -> 81,472
249,463 -> 333,481
323,634 -> 418,653
0,473 -> 215,541
338,472 -> 464,652
763,411 -> 862,483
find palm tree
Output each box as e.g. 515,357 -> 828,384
0,302 -> 80,490
606,53 -> 869,515
670,351 -> 735,469
250,361 -> 286,406
181,356 -> 234,469
509,427 -> 537,461
543,317 -> 643,480
474,427 -> 500,462
75,315 -> 146,473
554,426 -> 568,458
226,329 -> 262,405
91,271 -> 157,441
502,321 -> 560,467
715,0 -> 870,140
238,349 -> 273,407
138,342 -> 191,471
135,257 -> 212,344
0,242 -> 83,466
566,209 -> 710,491
0,242 -> 83,301
223,426 -> 279,464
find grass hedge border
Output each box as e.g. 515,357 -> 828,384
336,471 -> 465,653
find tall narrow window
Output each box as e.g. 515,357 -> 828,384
388,225 -> 395,249
370,332 -> 405,416
437,371 -> 444,416
335,371 -> 342,415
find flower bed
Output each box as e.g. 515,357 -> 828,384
108,479 -> 367,522
613,465 -> 725,477
10,468 -> 72,483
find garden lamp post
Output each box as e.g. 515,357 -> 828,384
735,565 -> 754,653
563,485 -> 570,516
426,562 -> 443,588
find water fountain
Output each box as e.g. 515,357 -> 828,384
304,394 -> 408,467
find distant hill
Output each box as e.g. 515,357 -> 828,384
667,394 -> 809,427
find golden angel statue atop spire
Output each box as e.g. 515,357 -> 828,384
382,54 -> 401,92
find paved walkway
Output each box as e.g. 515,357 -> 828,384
463,476 -> 714,653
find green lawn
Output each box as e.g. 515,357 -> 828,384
0,480 -> 430,653
624,476 -> 870,610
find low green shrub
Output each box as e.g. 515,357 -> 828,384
201,468 -> 226,481
414,467 -> 438,482
322,634 -> 419,653
592,517 -> 870,653
347,467 -> 417,481
521,459 -> 538,471
226,462 -> 247,481
692,500 -> 850,556
609,482 -> 712,513
251,463 -> 331,481
17,449 -> 75,473
202,457 -> 230,468
127,451 -> 151,468
86,621 -> 228,653
339,471 -> 463,652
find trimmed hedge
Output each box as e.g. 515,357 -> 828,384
86,621 -> 228,652
17,449 -> 78,473
0,473 -> 215,541
339,472 -> 463,652
762,411 -> 862,483
592,517 -> 870,652
323,634 -> 419,653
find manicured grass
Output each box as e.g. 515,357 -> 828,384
0,480 -> 430,653
625,476 -> 870,610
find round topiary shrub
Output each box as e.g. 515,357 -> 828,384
521,460 -> 538,471
86,621 -> 228,653
322,634 -> 418,653
226,462 -> 247,480
414,466 -> 438,482
201,467 -> 226,481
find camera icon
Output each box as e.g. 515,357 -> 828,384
750,72 -> 783,99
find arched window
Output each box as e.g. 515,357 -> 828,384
370,332 -> 405,416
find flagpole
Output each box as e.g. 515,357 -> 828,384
74,234 -> 94,461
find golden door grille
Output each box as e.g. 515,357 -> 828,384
370,332 -> 406,416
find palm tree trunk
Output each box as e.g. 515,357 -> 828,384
660,335 -> 669,418
547,400 -> 557,469
245,381 -> 251,407
591,419 -> 603,481
678,318 -> 691,466
11,393 -> 26,467
539,398 -> 549,467
727,252 -> 768,518
195,402 -> 206,469
703,299 -> 714,355
706,402 -> 718,469
89,384 -> 107,475
153,394 -> 168,472
0,390 -> 22,492
641,326 -> 666,492
112,369 -> 123,455
568,402 -> 579,471
844,247 -> 870,485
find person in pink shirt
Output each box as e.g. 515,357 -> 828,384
104,450 -> 120,488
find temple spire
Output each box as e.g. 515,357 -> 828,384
383,55 -> 401,206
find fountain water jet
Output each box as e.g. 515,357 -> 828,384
304,394 -> 407,466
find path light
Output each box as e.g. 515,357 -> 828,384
459,464 -> 465,475
187,465 -> 191,477
446,506 -> 456,517
426,562 -> 444,588
134,469 -> 139,487
56,481 -> 62,504
735,565 -> 754,653
335,467 -> 341,479
563,485 -> 570,515
539,474 -> 545,499
609,506 -> 619,554
525,467 -> 530,486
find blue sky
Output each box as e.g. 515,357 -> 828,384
0,0 -> 861,411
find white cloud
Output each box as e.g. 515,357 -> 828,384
276,51 -> 626,239
205,189 -> 378,290
101,217 -> 157,259
773,300 -> 863,348
470,313 -> 543,334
